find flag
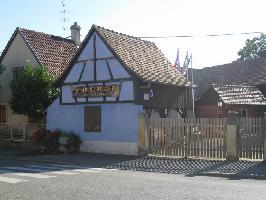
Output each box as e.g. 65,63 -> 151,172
183,52 -> 191,73
181,52 -> 191,75
173,49 -> 180,69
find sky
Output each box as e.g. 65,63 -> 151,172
1,0 -> 266,69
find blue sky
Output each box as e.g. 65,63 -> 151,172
1,0 -> 265,68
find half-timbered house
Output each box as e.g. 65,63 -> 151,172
47,25 -> 190,155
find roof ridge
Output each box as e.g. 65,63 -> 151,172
92,24 -> 155,45
201,57 -> 266,71
18,27 -> 76,44
212,83 -> 255,87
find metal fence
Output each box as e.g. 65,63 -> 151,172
0,123 -> 46,142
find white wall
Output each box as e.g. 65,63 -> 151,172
47,98 -> 143,155
62,32 -> 133,104
0,32 -> 39,123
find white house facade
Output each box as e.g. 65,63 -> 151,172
47,25 -> 189,155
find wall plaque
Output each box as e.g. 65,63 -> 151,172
72,84 -> 120,98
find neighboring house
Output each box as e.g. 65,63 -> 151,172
47,25 -> 190,155
0,23 -> 79,123
190,58 -> 266,99
196,84 -> 266,118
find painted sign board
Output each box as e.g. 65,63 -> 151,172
72,84 -> 120,98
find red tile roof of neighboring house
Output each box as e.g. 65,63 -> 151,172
191,58 -> 266,98
212,84 -> 266,105
0,28 -> 78,78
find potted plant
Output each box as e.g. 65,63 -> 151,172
58,131 -> 81,153
68,132 -> 81,153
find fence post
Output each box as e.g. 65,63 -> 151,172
226,111 -> 239,161
263,113 -> 266,162
23,124 -> 26,143
10,124 -> 13,142
137,113 -> 148,156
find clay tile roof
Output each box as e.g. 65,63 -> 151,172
191,58 -> 266,98
93,25 -> 189,87
19,28 -> 78,78
212,84 -> 266,105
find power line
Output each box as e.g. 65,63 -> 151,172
139,31 -> 263,39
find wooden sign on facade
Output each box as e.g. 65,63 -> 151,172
72,84 -> 120,98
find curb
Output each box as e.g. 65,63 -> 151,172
190,172 -> 266,180
0,155 -> 84,166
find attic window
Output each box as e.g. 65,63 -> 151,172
13,66 -> 24,78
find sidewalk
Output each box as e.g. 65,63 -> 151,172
1,152 -> 266,180
0,148 -> 35,157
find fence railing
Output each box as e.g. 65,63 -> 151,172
239,117 -> 264,160
0,123 -> 46,142
145,116 -> 265,160
146,118 -> 227,159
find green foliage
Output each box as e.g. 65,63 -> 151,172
238,34 -> 266,61
9,64 -> 59,121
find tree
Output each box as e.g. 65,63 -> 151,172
10,64 -> 58,121
237,34 -> 266,61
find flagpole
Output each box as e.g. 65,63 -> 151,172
185,51 -> 189,80
190,53 -> 195,118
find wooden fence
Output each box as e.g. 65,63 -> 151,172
239,117 -> 264,160
146,118 -> 227,159
146,117 -> 264,160
0,123 -> 45,142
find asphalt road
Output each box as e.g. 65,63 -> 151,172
0,158 -> 265,200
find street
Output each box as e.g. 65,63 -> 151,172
0,154 -> 266,200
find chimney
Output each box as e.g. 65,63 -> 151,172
70,22 -> 81,45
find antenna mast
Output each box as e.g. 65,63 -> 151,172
59,0 -> 70,36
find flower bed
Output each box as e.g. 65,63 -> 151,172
32,129 -> 81,153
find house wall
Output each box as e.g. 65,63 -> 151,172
47,98 -> 143,155
197,104 -> 259,118
61,32 -> 133,105
135,81 -> 187,111
0,32 -> 39,123
47,31 -> 142,155
197,105 -> 225,118
226,105 -> 258,117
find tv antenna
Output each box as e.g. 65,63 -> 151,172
59,0 -> 70,33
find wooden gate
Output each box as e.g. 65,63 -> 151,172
146,118 -> 227,159
239,117 -> 264,160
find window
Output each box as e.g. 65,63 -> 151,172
13,66 -> 24,78
0,105 -> 7,123
84,106 -> 101,132
240,109 -> 248,117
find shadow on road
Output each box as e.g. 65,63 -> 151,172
1,152 -> 265,180
105,156 -> 266,180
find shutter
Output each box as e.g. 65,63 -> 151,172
84,106 -> 101,132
